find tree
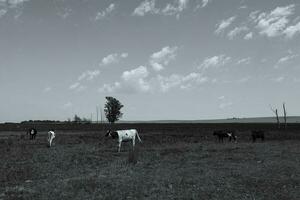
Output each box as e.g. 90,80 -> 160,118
104,96 -> 124,124
270,105 -> 280,128
73,114 -> 82,123
283,102 -> 287,129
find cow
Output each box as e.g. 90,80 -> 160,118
27,128 -> 37,140
213,130 -> 237,143
47,130 -> 55,147
105,129 -> 142,152
251,130 -> 265,142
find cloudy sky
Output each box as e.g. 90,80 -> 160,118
0,0 -> 300,122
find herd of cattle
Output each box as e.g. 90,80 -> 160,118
25,127 -> 265,152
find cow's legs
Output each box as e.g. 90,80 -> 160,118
132,138 -> 136,150
118,141 -> 122,152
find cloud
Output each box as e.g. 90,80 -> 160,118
95,3 -> 115,21
215,16 -> 236,34
275,53 -> 298,68
7,0 -> 29,8
253,4 -> 295,37
78,70 -> 100,81
218,95 -> 225,100
69,82 -> 86,92
161,0 -> 188,18
122,65 -> 149,81
132,0 -> 158,16
157,72 -> 208,92
43,87 -> 52,93
201,0 -> 211,8
244,32 -> 253,40
57,7 -> 72,19
227,26 -> 249,39
198,55 -> 231,71
237,57 -> 251,65
99,66 -> 151,94
98,82 -> 121,93
100,53 -> 128,66
133,0 -> 189,18
150,46 -> 178,71
0,9 -> 7,18
273,76 -> 285,82
283,21 -> 300,38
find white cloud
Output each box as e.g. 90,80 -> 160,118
0,9 -> 7,18
161,0 -> 188,18
7,0 -> 29,7
237,57 -> 251,65
122,66 -> 149,81
43,87 -> 52,93
283,21 -> 300,38
95,3 -> 115,20
227,26 -> 249,39
157,72 -> 208,92
132,0 -> 158,16
199,55 -> 231,71
133,0 -> 189,18
150,46 -> 178,71
69,82 -> 86,92
201,0 -> 211,8
275,53 -> 298,68
244,32 -> 253,40
98,82 -> 121,93
100,53 -> 128,66
273,76 -> 285,82
215,16 -> 236,34
254,4 -> 295,37
218,95 -> 225,100
78,70 -> 100,81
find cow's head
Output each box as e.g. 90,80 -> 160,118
105,130 -> 112,137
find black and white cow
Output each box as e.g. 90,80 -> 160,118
47,130 -> 56,147
251,130 -> 265,142
213,130 -> 237,143
27,128 -> 37,140
105,129 -> 142,152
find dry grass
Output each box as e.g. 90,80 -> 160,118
0,125 -> 300,200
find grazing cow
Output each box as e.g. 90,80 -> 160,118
213,130 -> 237,143
47,130 -> 55,147
105,129 -> 142,152
27,128 -> 37,140
251,130 -> 265,142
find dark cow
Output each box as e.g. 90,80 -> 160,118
27,128 -> 37,140
251,130 -> 265,142
213,130 -> 237,143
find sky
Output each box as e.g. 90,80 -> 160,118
0,0 -> 300,122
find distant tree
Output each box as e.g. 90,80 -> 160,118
73,114 -> 82,123
104,96 -> 124,124
283,102 -> 287,129
270,105 -> 280,128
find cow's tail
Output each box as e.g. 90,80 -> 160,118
136,130 -> 142,143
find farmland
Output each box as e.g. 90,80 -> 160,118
0,123 -> 300,200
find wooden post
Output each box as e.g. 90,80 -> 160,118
270,105 -> 280,129
283,103 -> 287,129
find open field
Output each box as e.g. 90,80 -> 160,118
1,123 -> 300,200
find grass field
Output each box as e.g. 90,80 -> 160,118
0,123 -> 300,200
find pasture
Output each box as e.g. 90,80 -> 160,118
0,123 -> 300,200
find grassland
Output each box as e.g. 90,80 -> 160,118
0,123 -> 300,200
